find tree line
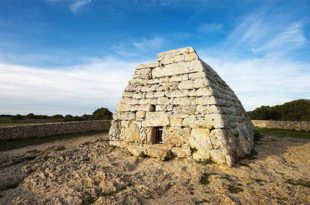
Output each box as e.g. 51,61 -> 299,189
247,99 -> 310,121
0,107 -> 113,123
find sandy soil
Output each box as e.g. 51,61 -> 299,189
0,132 -> 309,205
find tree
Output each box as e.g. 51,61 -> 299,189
248,99 -> 310,121
91,108 -> 112,120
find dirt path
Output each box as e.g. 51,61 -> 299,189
0,133 -> 309,205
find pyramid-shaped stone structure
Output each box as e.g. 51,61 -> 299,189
109,47 -> 254,166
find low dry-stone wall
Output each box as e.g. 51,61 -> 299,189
0,120 -> 111,141
252,120 -> 310,132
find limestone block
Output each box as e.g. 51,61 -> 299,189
146,92 -> 155,98
146,145 -> 171,161
121,98 -> 138,105
141,85 -> 156,92
157,47 -> 195,60
192,150 -> 211,161
136,111 -> 146,121
189,128 -> 212,149
169,74 -> 188,82
173,54 -> 185,63
163,127 -> 191,147
184,52 -> 198,61
188,72 -> 206,79
205,114 -> 226,128
193,78 -> 209,88
154,91 -> 165,98
209,149 -> 228,166
122,122 -> 140,142
136,62 -> 159,69
161,57 -> 174,65
133,93 -> 144,99
195,87 -> 212,96
143,112 -> 170,127
116,103 -> 131,112
170,90 -> 189,97
152,60 -> 203,78
178,80 -> 194,90
157,97 -> 170,105
171,147 -> 190,158
109,120 -> 121,140
173,97 -> 191,105
125,84 -> 141,92
148,79 -> 160,84
173,105 -> 196,115
166,104 -> 173,111
170,117 -> 183,126
139,98 -> 157,105
138,104 -> 154,111
195,96 -> 217,105
123,92 -> 134,98
127,144 -> 146,157
119,112 -> 135,121
188,89 -> 197,97
130,105 -> 139,112
133,68 -> 152,79
109,141 -> 127,148
156,82 -> 170,91
209,129 -> 227,149
196,105 -> 221,114
155,104 -> 167,112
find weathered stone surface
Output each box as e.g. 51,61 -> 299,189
127,144 -> 146,157
110,47 -> 255,167
146,145 -> 171,160
152,60 -> 203,78
171,147 -> 191,158
163,127 -> 191,147
143,112 -> 169,127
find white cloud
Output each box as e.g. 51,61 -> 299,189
198,52 -> 310,111
133,36 -> 166,51
0,57 -> 138,115
69,0 -> 92,14
254,22 -> 306,53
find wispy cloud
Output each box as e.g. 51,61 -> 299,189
198,6 -> 310,110
133,36 -> 167,51
197,23 -> 223,33
199,53 -> 310,111
46,0 -> 91,14
69,0 -> 91,14
253,22 -> 306,54
0,57 -> 137,115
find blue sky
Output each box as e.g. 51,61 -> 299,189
0,0 -> 309,115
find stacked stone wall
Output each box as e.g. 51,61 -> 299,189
109,47 -> 254,166
0,120 -> 111,141
252,120 -> 310,131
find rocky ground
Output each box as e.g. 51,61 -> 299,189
0,132 -> 309,205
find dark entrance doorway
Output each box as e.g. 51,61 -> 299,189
151,127 -> 163,144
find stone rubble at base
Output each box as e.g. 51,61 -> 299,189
109,47 -> 254,166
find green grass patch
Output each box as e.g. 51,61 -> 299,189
228,185 -> 243,194
0,131 -> 107,152
256,128 -> 310,139
286,179 -> 310,188
199,172 -> 216,185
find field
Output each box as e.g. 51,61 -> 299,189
0,129 -> 309,204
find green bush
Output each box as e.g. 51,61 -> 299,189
248,99 -> 310,121
91,107 -> 113,120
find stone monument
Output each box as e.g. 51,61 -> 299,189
109,47 -> 254,166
